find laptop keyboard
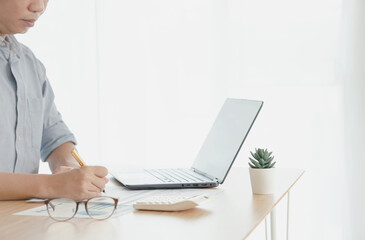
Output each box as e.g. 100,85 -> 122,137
145,168 -> 209,183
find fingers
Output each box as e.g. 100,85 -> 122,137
80,166 -> 108,177
92,166 -> 109,178
76,190 -> 101,201
91,176 -> 106,192
80,166 -> 108,194
88,183 -> 103,193
103,177 -> 109,183
74,180 -> 102,200
87,191 -> 101,198
80,166 -> 108,187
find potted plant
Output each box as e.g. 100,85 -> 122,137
248,148 -> 276,194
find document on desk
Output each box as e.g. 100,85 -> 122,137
13,185 -> 223,218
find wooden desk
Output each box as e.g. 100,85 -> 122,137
0,168 -> 304,240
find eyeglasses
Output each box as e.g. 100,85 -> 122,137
44,196 -> 118,221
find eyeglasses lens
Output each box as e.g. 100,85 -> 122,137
86,197 -> 116,220
47,198 -> 77,221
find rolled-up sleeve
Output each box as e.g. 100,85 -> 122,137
38,62 -> 77,161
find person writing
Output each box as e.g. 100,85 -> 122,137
0,0 -> 108,200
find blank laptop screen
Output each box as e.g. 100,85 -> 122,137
192,98 -> 263,183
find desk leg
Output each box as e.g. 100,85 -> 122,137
270,207 -> 277,240
265,217 -> 268,240
286,190 -> 290,240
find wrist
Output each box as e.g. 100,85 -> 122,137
35,174 -> 56,199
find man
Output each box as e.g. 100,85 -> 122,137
0,0 -> 108,200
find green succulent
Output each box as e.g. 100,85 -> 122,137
248,148 -> 276,169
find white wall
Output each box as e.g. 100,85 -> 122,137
18,0 -> 345,239
18,0 -> 100,165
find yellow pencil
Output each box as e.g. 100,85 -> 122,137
71,149 -> 85,167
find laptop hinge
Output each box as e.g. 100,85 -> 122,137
192,168 -> 220,183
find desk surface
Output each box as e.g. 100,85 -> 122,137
0,168 -> 304,240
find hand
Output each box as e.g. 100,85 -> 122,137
53,166 -> 109,183
48,166 -> 109,200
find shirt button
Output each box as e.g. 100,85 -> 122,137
18,136 -> 21,141
18,97 -> 22,103
0,42 -> 5,47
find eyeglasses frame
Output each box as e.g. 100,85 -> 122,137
45,196 -> 119,222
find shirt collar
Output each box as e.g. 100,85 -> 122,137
0,36 -> 5,45
7,35 -> 22,57
0,35 -> 22,57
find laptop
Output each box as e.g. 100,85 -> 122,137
111,98 -> 263,189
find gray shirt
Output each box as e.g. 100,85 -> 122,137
0,35 -> 76,173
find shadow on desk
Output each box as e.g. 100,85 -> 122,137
133,207 -> 212,220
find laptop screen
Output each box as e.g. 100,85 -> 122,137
192,98 -> 263,183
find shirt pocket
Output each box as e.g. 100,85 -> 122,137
27,98 -> 44,149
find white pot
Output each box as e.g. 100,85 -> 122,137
249,168 -> 276,194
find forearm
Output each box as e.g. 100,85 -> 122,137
0,172 -> 51,200
0,166 -> 108,201
46,142 -> 79,173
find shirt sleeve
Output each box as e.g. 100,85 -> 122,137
37,62 -> 77,162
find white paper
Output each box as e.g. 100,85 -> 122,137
14,185 -> 223,218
